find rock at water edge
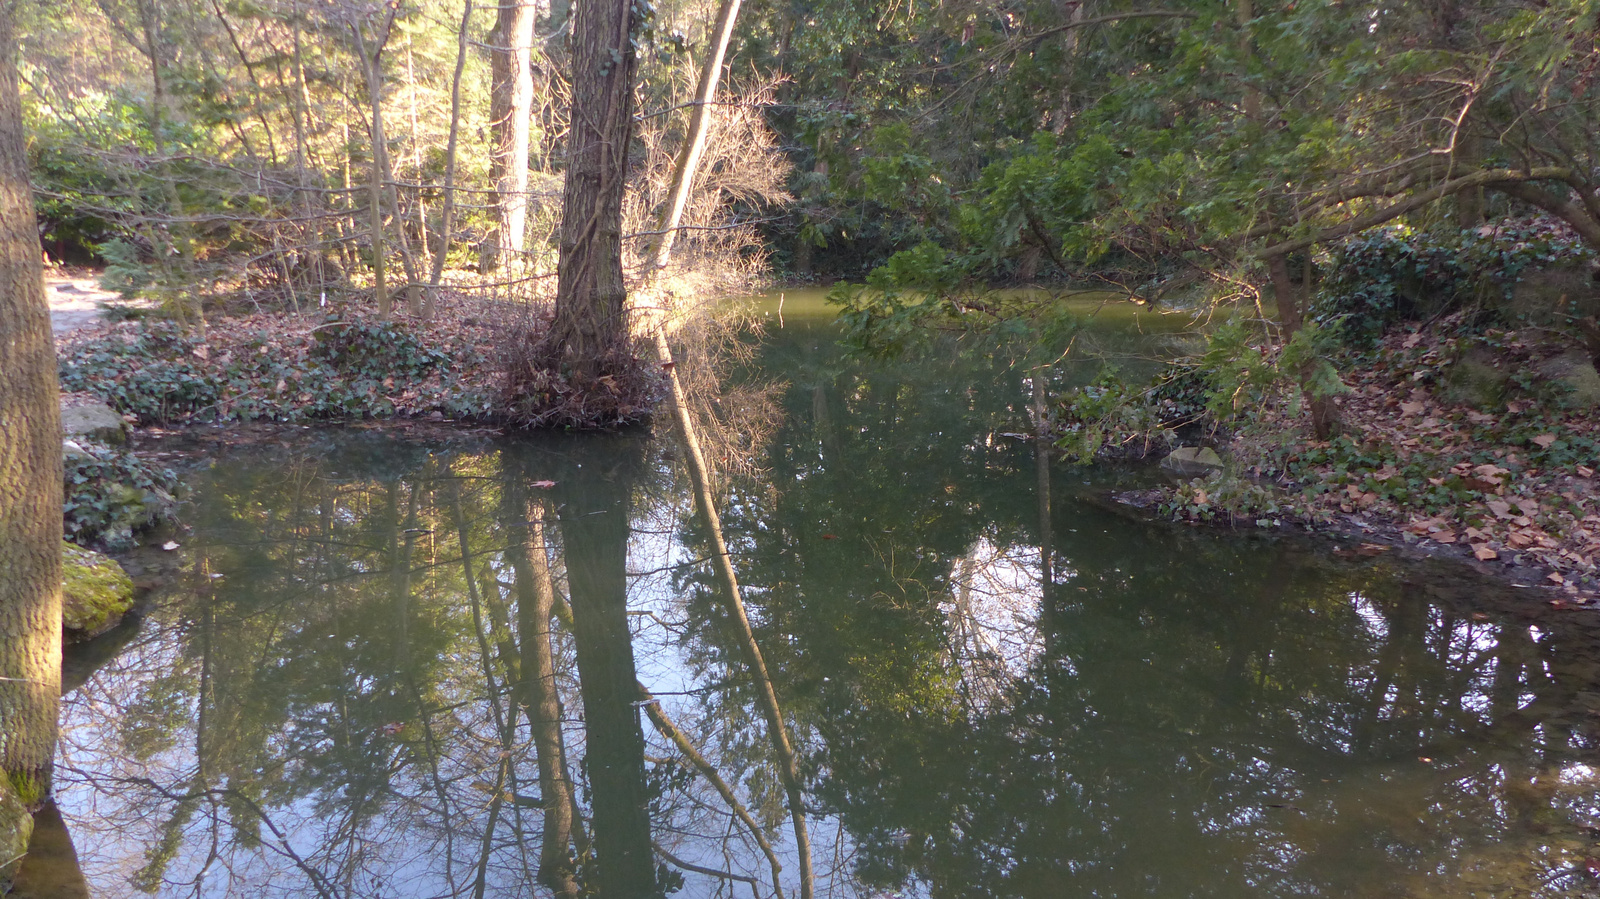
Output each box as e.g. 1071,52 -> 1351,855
62,541 -> 134,640
60,401 -> 126,446
1161,446 -> 1224,478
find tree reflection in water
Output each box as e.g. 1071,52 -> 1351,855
39,331 -> 1600,899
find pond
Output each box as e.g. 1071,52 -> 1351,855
24,293 -> 1600,898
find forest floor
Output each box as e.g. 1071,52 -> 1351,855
1155,318 -> 1600,603
52,287 -> 536,426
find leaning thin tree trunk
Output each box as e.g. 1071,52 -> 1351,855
643,0 -> 744,274
654,331 -> 815,899
0,1 -> 62,881
425,0 -> 474,318
548,0 -> 638,379
484,0 -> 536,272
352,13 -> 398,319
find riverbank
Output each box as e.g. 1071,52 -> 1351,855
1152,317 -> 1600,601
54,292 -> 533,427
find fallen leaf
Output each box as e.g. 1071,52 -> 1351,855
1194,489 -> 1209,505
1434,530 -> 1457,544
1579,465 -> 1595,478
822,533 -> 838,540
1474,544 -> 1499,561
161,541 -> 180,551
1549,572 -> 1566,584
1532,433 -> 1558,449
1402,333 -> 1422,348
1399,401 -> 1426,416
1487,500 -> 1515,519
529,480 -> 556,489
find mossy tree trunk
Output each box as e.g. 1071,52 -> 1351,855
549,0 -> 638,380
0,0 -> 63,816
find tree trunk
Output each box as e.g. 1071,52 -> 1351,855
643,0 -> 745,273
362,39 -> 389,319
549,0 -> 638,379
426,0 -> 475,318
351,12 -> 400,320
0,0 -> 63,849
485,0 -> 536,272
1267,253 -> 1339,439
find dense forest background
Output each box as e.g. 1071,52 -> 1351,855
20,0 -> 1600,298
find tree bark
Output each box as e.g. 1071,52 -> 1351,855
0,0 -> 63,835
643,0 -> 744,273
549,0 -> 638,379
351,12 -> 404,320
1267,253 -> 1339,439
425,0 -> 475,317
485,0 -> 536,273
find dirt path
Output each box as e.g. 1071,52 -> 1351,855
45,270 -> 121,335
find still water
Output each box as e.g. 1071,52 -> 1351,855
30,294 -> 1600,897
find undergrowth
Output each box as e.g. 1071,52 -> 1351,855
65,440 -> 179,550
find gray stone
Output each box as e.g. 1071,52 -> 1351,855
1161,446 -> 1224,478
1503,265 -> 1600,327
1442,346 -> 1510,409
1537,350 -> 1600,407
60,401 -> 126,445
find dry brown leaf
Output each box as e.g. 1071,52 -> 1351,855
1474,545 -> 1499,561
1532,433 -> 1558,449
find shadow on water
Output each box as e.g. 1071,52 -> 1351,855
39,297 -> 1600,898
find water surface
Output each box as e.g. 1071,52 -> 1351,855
34,295 -> 1600,898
